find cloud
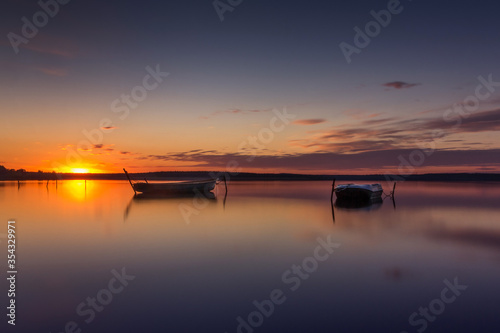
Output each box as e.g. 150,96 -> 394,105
344,110 -> 385,120
292,107 -> 500,155
293,119 -> 416,153
91,144 -> 114,153
201,108 -> 272,119
100,126 -> 117,130
343,109 -> 384,120
359,117 -> 398,126
422,108 -> 500,134
300,139 -> 398,153
129,148 -> 500,173
292,119 -> 326,125
419,95 -> 500,116
36,67 -> 68,77
25,44 -> 75,58
383,81 -> 420,90
20,32 -> 78,58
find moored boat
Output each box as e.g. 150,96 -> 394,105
132,179 -> 217,194
334,183 -> 383,202
123,169 -> 217,195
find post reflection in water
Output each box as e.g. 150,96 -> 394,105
0,180 -> 499,332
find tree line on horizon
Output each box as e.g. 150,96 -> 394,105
0,165 -> 56,180
1,165 -> 499,182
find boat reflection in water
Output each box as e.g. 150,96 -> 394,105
133,191 -> 216,200
334,196 -> 383,210
331,197 -> 385,223
124,190 -> 219,221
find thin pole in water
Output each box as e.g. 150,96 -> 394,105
330,179 -> 336,202
331,199 -> 335,224
123,168 -> 136,195
221,174 -> 228,210
223,174 -> 228,195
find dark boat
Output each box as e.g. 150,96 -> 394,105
334,183 -> 383,202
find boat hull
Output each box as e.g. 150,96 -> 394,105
334,184 -> 383,203
132,179 -> 216,194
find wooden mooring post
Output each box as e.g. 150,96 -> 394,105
330,179 -> 336,201
223,174 -> 228,195
123,168 -> 136,195
388,182 -> 397,199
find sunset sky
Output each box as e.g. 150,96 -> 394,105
1,0 -> 500,174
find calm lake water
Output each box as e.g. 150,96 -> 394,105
1,180 -> 500,333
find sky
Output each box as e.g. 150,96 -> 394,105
1,0 -> 500,174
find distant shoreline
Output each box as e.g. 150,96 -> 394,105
1,171 -> 500,182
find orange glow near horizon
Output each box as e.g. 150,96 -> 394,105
49,164 -> 105,174
71,168 -> 90,174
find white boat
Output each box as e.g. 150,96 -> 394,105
334,183 -> 383,202
132,179 -> 217,194
123,169 -> 217,195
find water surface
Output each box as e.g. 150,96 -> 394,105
1,180 -> 499,332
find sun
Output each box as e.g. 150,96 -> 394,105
71,168 -> 90,174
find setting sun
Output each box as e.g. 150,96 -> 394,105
71,168 -> 90,174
